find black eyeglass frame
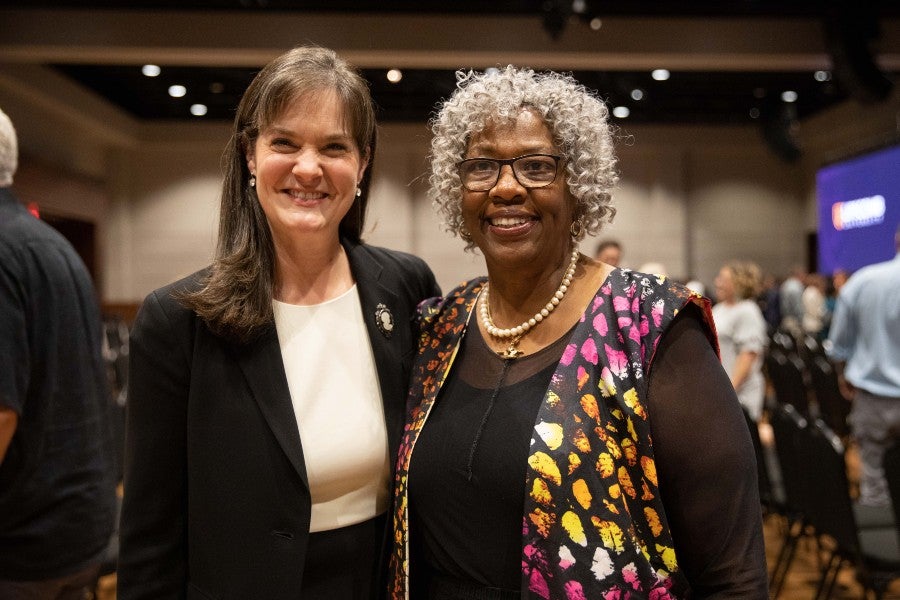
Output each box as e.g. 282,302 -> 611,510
456,153 -> 564,192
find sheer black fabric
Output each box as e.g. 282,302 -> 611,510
408,325 -> 571,590
408,305 -> 767,598
647,305 -> 768,598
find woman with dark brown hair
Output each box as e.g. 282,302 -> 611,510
118,46 -> 438,600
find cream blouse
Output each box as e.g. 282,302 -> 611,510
273,285 -> 389,533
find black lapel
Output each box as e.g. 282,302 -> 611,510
232,326 -> 309,489
346,242 -> 405,458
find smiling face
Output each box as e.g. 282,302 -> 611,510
461,108 -> 575,274
246,88 -> 368,249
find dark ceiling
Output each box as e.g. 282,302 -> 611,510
10,0 -> 900,17
51,64 -> 859,126
11,0 -> 900,125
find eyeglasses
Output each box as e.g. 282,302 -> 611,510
456,154 -> 562,192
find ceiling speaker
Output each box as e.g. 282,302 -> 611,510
824,2 -> 894,103
760,97 -> 801,163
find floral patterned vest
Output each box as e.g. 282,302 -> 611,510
390,269 -> 717,599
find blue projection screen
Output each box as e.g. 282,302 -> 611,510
816,144 -> 900,275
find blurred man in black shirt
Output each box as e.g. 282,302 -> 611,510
0,106 -> 116,599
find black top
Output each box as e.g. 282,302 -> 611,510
0,188 -> 117,580
409,321 -> 571,590
408,305 -> 768,597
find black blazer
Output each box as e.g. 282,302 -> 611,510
117,240 -> 439,600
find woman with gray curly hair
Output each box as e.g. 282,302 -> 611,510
390,67 -> 767,599
429,68 -> 618,248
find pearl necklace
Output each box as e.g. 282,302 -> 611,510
480,249 -> 580,359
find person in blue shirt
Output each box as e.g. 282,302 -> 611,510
827,224 -> 900,507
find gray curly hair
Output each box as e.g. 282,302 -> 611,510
429,66 -> 618,249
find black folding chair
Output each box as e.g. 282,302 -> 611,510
799,420 -> 900,599
882,442 -> 900,548
808,355 -> 851,439
768,403 -> 812,597
767,349 -> 811,417
742,406 -> 781,515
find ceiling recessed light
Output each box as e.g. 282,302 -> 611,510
630,89 -> 644,101
386,69 -> 403,83
485,67 -> 500,76
814,70 -> 831,82
781,90 -> 798,103
141,64 -> 161,77
589,18 -> 602,30
651,69 -> 670,81
612,106 -> 630,119
190,104 -> 207,116
749,107 -> 760,119
168,85 -> 187,98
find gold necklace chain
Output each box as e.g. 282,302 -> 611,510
480,249 -> 579,359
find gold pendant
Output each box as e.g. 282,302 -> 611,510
500,336 -> 524,359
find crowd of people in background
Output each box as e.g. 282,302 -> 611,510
744,265 -> 844,343
592,238 -> 848,344
591,236 -> 887,431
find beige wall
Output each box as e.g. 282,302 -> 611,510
2,7 -> 899,303
3,66 -> 900,302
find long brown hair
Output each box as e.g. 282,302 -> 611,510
180,46 -> 377,343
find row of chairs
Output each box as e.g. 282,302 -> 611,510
749,330 -> 900,597
765,330 -> 850,438
93,316 -> 130,597
764,404 -> 900,598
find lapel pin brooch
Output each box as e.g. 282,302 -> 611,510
375,303 -> 394,338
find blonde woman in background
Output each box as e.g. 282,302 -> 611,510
713,261 -> 769,421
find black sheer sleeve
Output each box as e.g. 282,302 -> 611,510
647,305 -> 768,598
